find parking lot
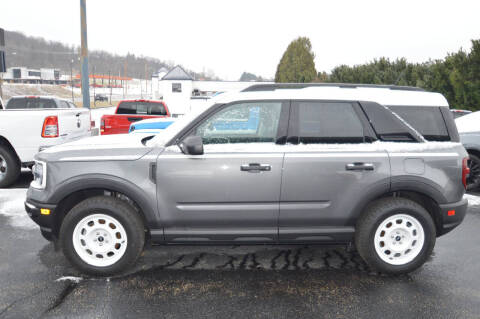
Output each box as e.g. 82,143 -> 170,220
0,171 -> 478,318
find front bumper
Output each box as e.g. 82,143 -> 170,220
438,198 -> 468,236
25,199 -> 57,241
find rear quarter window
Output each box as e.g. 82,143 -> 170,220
117,101 -> 167,115
387,105 -> 450,141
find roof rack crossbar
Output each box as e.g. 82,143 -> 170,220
242,83 -> 425,92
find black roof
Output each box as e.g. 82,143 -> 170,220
242,83 -> 425,92
162,65 -> 194,81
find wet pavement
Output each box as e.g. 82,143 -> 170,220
0,171 -> 479,318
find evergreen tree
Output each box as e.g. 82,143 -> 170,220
275,37 -> 317,83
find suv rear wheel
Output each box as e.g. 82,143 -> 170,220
355,198 -> 436,274
60,196 -> 145,276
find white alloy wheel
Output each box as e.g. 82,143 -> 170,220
374,214 -> 425,265
0,154 -> 7,182
72,214 -> 128,267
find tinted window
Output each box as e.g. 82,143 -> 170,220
6,98 -> 56,109
295,102 -> 365,144
172,83 -> 182,92
116,101 -> 167,115
387,105 -> 450,141
361,102 -> 418,142
195,102 -> 282,144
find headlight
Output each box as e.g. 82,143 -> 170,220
31,161 -> 47,189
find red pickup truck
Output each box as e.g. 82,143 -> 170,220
100,100 -> 170,135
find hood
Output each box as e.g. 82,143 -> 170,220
36,133 -> 154,162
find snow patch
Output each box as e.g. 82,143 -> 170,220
56,276 -> 83,283
464,194 -> 480,207
0,189 -> 38,229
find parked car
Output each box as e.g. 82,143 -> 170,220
0,96 -> 91,187
451,109 -> 472,119
455,111 -> 480,190
94,94 -> 108,102
129,117 -> 175,134
25,83 -> 468,276
100,100 -> 169,135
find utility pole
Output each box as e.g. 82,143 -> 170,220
80,0 -> 90,108
0,28 -> 6,100
93,65 -> 96,107
108,70 -> 112,104
123,60 -> 127,98
70,58 -> 74,103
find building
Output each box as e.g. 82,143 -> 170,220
2,67 -> 63,84
152,65 -> 273,115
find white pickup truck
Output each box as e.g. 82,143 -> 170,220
0,96 -> 91,187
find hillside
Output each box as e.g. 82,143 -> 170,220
3,30 -> 215,80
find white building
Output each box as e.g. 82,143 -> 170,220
152,65 -> 273,115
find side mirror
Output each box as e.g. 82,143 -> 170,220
180,136 -> 204,155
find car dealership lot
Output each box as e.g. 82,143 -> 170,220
0,172 -> 479,318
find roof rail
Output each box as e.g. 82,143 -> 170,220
242,83 -> 425,92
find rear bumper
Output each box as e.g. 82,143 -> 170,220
25,199 -> 57,241
438,198 -> 468,236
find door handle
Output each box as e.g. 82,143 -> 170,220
346,163 -> 374,171
240,163 -> 271,172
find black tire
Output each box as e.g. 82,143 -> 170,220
466,153 -> 480,191
355,198 -> 436,275
59,196 -> 145,276
0,145 -> 21,188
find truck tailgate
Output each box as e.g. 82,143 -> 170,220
58,108 -> 91,140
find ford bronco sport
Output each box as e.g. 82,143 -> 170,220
25,83 -> 469,276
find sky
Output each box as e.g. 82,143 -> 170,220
1,0 -> 479,80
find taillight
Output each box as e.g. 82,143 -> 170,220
462,157 -> 470,189
100,118 -> 105,134
41,116 -> 59,138
90,113 -> 94,129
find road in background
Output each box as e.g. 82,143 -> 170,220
1,174 -> 479,318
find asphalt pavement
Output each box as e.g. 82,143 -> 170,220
0,171 -> 479,318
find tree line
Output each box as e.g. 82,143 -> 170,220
276,37 -> 480,110
2,30 -> 214,80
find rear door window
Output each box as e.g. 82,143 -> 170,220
387,105 -> 450,141
292,101 -> 365,144
116,101 -> 167,115
6,98 -> 56,109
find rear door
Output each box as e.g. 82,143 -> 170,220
279,101 -> 390,242
156,100 -> 289,243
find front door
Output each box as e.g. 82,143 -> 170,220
156,100 -> 289,243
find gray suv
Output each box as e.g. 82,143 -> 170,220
25,84 -> 469,276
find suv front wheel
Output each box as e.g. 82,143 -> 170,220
355,198 -> 436,274
60,196 -> 145,276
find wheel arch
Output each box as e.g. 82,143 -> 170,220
0,135 -> 21,164
352,186 -> 444,236
49,175 -> 158,237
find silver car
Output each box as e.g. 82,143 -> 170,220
25,84 -> 469,276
